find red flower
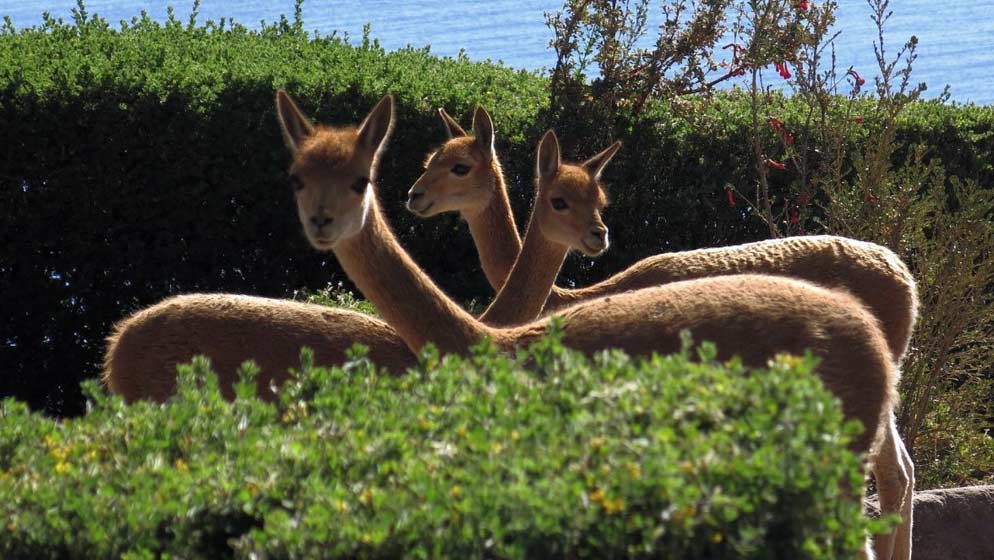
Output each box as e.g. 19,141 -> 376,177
769,117 -> 794,144
767,159 -> 787,171
848,68 -> 866,87
851,115 -> 865,123
864,193 -> 880,203
789,209 -> 800,225
775,62 -> 792,79
796,0 -> 811,9
724,43 -> 748,76
725,186 -> 736,207
798,193 -> 812,206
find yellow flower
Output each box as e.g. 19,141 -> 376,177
603,497 -> 626,515
430,405 -> 441,416
490,442 -> 504,455
174,458 -> 189,473
590,436 -> 607,450
711,532 -> 724,544
626,463 -> 642,480
457,425 -> 468,438
359,488 -> 374,507
417,416 -> 431,430
589,488 -> 606,504
54,461 -> 71,475
449,485 -> 462,498
335,499 -> 350,514
510,430 -> 520,442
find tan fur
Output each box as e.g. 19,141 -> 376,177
279,96 -> 899,560
102,294 -> 415,403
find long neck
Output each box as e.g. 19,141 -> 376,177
463,158 -> 522,293
334,195 -> 491,355
478,198 -> 569,327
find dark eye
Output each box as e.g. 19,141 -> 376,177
289,174 -> 304,192
551,197 -> 569,211
451,164 -> 471,176
351,177 -> 368,194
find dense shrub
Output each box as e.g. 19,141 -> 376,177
1,8 -> 993,417
0,336 -> 878,558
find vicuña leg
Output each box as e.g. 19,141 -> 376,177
871,414 -> 913,560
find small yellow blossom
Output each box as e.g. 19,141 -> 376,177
55,461 -> 71,475
417,416 -> 431,430
335,499 -> 350,514
626,463 -> 642,480
430,405 -> 441,415
711,532 -> 724,544
457,425 -> 468,438
590,436 -> 607,450
449,485 -> 462,498
510,430 -> 520,442
490,442 -> 504,455
600,465 -> 612,476
603,497 -> 626,515
359,488 -> 375,507
589,488 -> 606,504
174,458 -> 189,473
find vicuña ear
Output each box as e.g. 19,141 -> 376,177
438,108 -> 467,138
582,140 -> 622,179
472,105 -> 495,161
536,129 -> 561,179
357,94 -> 395,159
275,90 -> 315,153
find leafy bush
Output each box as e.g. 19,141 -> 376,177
0,336 -> 876,558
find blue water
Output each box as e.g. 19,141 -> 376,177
3,0 -> 993,104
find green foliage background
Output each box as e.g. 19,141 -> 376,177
1,9 -> 993,417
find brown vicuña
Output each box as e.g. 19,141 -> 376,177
277,91 -> 900,558
409,105 -> 915,560
103,294 -> 415,402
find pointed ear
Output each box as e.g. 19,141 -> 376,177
582,140 -> 622,179
536,129 -> 561,179
275,90 -> 315,153
471,105 -> 495,161
357,94 -> 395,159
437,108 -> 467,138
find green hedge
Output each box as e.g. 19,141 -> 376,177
0,337 -> 877,558
2,9 -> 993,415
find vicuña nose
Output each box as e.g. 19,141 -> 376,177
310,215 -> 333,229
589,226 -> 607,241
408,189 -> 424,202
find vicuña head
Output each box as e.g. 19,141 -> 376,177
275,91 -> 393,250
407,106 -> 498,217
532,130 -> 618,257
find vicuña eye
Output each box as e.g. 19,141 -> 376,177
451,164 -> 471,176
289,174 -> 304,192
551,197 -> 569,211
351,177 -> 369,194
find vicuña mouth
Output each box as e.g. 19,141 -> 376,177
581,240 -> 606,256
411,201 -> 434,215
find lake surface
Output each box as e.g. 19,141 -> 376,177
4,0 -> 992,104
